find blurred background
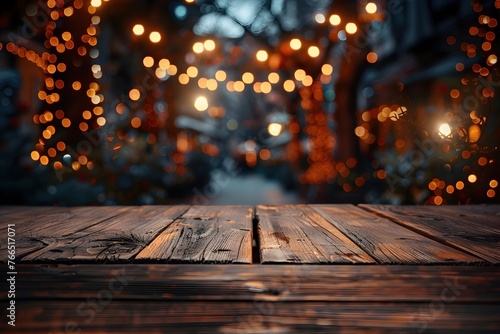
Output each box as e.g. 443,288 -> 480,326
0,0 -> 499,206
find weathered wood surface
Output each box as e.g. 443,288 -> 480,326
136,206 -> 253,263
5,264 -> 500,333
0,206 -> 131,261
360,205 -> 500,264
19,206 -> 189,262
11,301 -> 500,333
1,205 -> 500,333
312,205 -> 482,264
13,264 -> 500,302
257,205 -> 375,263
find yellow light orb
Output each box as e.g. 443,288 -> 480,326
159,58 -> 170,70
234,81 -> 245,92
149,31 -> 161,43
204,39 -> 215,51
329,14 -> 341,26
321,64 -> 333,75
268,72 -> 279,84
215,70 -> 226,81
308,46 -> 320,58
346,22 -> 357,34
143,56 -> 154,68
155,68 -> 167,79
167,64 -> 178,75
283,79 -> 295,92
260,82 -> 271,94
242,72 -> 254,84
187,66 -> 198,78
178,73 -> 189,84
268,123 -> 283,136
294,69 -> 306,81
129,88 -> 141,101
302,75 -> 313,86
256,50 -> 268,62
194,96 -> 208,111
438,123 -> 452,138
193,42 -> 204,53
290,38 -> 302,50
206,79 -> 218,91
366,2 -> 377,14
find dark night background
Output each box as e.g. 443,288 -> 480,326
0,0 -> 499,206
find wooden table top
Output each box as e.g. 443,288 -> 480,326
1,204 -> 499,333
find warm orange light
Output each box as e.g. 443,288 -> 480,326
346,22 -> 357,34
294,69 -> 306,81
131,117 -> 141,128
321,64 -> 333,75
215,70 -> 227,81
193,42 -> 204,53
290,38 -> 302,50
260,82 -> 271,94
143,56 -> 154,67
242,72 -> 254,84
256,50 -> 268,62
329,14 -> 341,26
438,123 -> 452,138
133,24 -> 145,35
178,73 -> 189,84
194,96 -> 208,111
365,2 -> 377,14
204,39 -> 215,51
268,123 -> 283,136
149,31 -> 161,43
283,80 -> 295,92
366,52 -> 378,63
129,88 -> 141,101
268,72 -> 279,84
259,149 -> 271,160
308,46 -> 320,58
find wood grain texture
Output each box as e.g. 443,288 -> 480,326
9,301 -> 500,334
11,264 -> 500,303
312,205 -> 482,264
21,206 -> 188,262
136,206 -> 253,263
257,205 -> 376,264
360,205 -> 500,264
0,206 -> 131,262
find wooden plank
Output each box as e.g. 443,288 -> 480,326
10,301 -> 500,333
257,205 -> 375,264
360,205 -> 500,264
437,205 -> 500,230
12,264 -> 500,303
21,206 -> 189,262
136,206 -> 253,263
0,207 -> 131,261
312,205 -> 482,264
